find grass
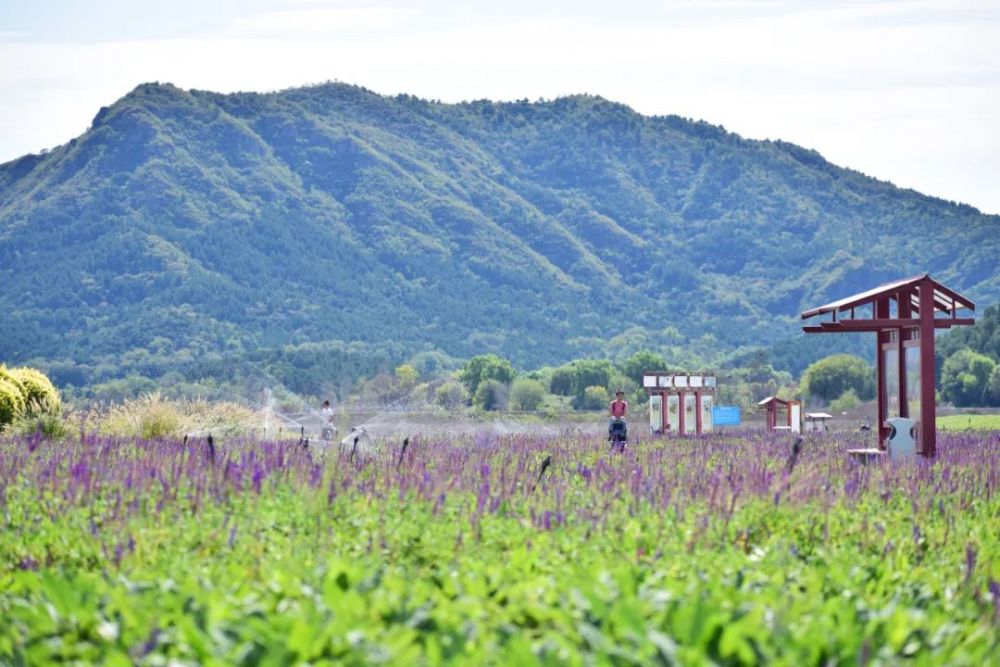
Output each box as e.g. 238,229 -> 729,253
937,414 -> 1000,431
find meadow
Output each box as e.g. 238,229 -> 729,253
938,414 -> 1000,432
1,429 -> 998,666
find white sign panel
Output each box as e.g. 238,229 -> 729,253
649,394 -> 662,433
683,394 -> 696,434
667,395 -> 679,432
701,395 -> 713,433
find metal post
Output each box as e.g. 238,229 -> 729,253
919,278 -> 937,457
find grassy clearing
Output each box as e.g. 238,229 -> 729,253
938,414 -> 1000,431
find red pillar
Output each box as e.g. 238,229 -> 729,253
695,392 -> 702,434
660,391 -> 668,433
875,297 -> 889,445
919,278 -> 937,457
678,391 -> 686,435
897,292 -> 911,418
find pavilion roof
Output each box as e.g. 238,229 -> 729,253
800,274 -> 975,320
758,396 -> 793,406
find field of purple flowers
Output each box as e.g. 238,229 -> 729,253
1,428 -> 998,665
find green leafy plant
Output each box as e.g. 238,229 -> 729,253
7,405 -> 70,439
508,378 -> 546,411
460,355 -> 515,395
829,388 -> 860,413
473,379 -> 508,411
941,349 -> 996,407
577,385 -> 610,410
801,354 -> 875,403
5,367 -> 60,414
0,377 -> 25,428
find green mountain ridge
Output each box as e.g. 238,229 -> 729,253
1,81 -> 997,391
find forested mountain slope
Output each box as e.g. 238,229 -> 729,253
1,82 -> 996,389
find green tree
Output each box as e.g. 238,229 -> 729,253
618,350 -> 667,386
801,354 -> 874,403
395,364 -> 419,389
549,359 -> 614,397
938,304 -> 1000,368
509,378 -> 546,411
474,379 -> 508,411
941,349 -> 996,407
572,360 -> 614,395
434,380 -> 468,410
549,366 -> 575,396
578,385 -> 610,410
460,354 -> 515,395
829,389 -> 860,413
985,365 -> 1000,407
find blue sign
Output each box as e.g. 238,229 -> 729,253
712,406 -> 741,426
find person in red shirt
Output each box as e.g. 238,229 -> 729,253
608,389 -> 628,438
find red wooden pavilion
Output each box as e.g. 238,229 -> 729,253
758,396 -> 801,432
800,274 -> 975,457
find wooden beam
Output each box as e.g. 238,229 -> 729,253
803,318 -> 973,334
813,318 -> 972,330
932,281 -> 976,312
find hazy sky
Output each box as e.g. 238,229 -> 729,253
2,0 -> 998,213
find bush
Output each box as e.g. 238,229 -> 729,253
577,385 -> 610,411
548,366 -> 576,396
178,399 -> 258,437
829,389 -> 860,413
7,411 -> 70,439
102,393 -> 183,439
0,365 -> 26,397
509,378 -> 546,411
460,355 -> 515,395
0,377 -> 26,428
434,381 -> 469,410
6,367 -> 60,414
395,364 -> 419,389
473,379 -> 508,411
801,354 -> 874,403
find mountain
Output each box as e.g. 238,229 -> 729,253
1,82 -> 997,392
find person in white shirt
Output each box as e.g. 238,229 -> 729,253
320,400 -> 336,441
